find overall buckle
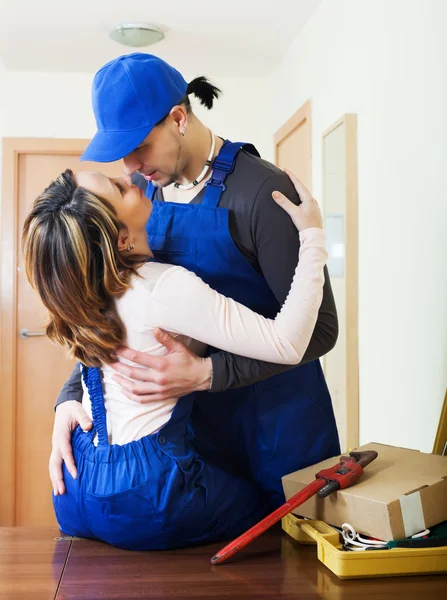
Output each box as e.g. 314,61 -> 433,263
205,178 -> 227,191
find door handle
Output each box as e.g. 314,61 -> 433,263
19,328 -> 46,339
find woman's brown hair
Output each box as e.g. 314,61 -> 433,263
22,169 -> 146,367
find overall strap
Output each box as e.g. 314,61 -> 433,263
81,365 -> 109,447
145,180 -> 157,201
201,141 -> 260,208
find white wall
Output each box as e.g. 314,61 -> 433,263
0,60 -> 6,227
273,0 -> 447,452
0,71 -> 273,160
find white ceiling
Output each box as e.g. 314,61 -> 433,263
0,0 -> 321,76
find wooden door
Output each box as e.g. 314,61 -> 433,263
1,139 -> 122,526
274,100 -> 312,190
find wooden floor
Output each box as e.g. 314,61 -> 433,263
1,526 -> 446,600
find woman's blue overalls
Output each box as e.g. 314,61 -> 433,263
53,366 -> 266,550
146,141 -> 340,509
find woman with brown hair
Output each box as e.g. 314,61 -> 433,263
22,168 -> 326,550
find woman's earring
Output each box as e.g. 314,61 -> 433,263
126,243 -> 135,252
181,129 -> 186,136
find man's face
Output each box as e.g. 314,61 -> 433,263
122,111 -> 186,188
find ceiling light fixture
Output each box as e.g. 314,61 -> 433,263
109,23 -> 165,48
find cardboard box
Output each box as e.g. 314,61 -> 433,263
281,442 -> 447,541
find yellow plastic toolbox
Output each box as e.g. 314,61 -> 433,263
282,514 -> 447,579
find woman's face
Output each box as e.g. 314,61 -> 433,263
75,171 -> 152,234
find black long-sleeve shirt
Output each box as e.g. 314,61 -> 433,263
55,149 -> 337,407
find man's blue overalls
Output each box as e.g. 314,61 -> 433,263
146,141 -> 340,508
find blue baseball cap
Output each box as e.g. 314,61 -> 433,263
81,53 -> 188,163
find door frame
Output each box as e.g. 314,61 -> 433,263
322,115 -> 359,451
0,138 -> 89,524
273,100 -> 312,190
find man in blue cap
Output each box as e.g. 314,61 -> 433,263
52,53 -> 340,509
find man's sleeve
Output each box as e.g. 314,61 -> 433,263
54,363 -> 83,410
210,171 -> 338,392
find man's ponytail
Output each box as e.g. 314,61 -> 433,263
186,77 -> 221,109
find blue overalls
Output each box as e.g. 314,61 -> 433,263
53,365 -> 266,550
146,141 -> 340,509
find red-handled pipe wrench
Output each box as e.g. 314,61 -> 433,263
211,450 -> 378,565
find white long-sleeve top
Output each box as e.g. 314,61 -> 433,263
82,228 -> 327,445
